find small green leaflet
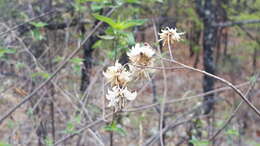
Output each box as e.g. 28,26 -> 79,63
98,35 -> 115,40
44,137 -> 54,146
30,22 -> 48,28
31,72 -> 50,79
93,14 -> 116,28
123,0 -> 140,4
104,122 -> 126,136
70,57 -> 84,64
189,138 -> 210,146
90,1 -> 112,12
0,47 -> 16,58
93,13 -> 147,30
0,141 -> 11,146
31,29 -> 44,40
226,129 -> 239,136
77,0 -> 104,3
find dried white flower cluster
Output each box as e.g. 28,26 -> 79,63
103,61 -> 136,111
103,27 -> 183,111
127,43 -> 155,79
103,43 -> 156,111
103,61 -> 131,87
106,86 -> 137,108
159,27 -> 185,46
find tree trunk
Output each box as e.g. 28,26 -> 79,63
195,0 -> 217,114
202,0 -> 216,114
80,24 -> 99,92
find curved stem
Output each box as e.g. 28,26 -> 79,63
161,57 -> 260,118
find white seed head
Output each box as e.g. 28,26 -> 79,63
106,86 -> 120,107
105,86 -> 137,108
122,87 -> 137,101
127,43 -> 155,79
158,27 -> 185,46
103,60 -> 132,86
127,43 -> 155,66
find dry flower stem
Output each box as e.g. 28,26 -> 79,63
152,19 -> 167,146
167,34 -> 174,60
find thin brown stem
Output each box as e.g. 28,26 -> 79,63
167,35 -> 174,60
152,19 -> 167,146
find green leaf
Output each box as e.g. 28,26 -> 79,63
44,137 -> 54,146
0,47 -> 16,58
189,137 -> 210,146
248,75 -> 257,83
104,121 -> 126,136
93,14 -> 146,30
90,1 -> 111,12
123,0 -> 140,4
70,57 -> 84,64
91,3 -> 104,12
83,0 -> 106,3
53,56 -> 63,63
92,40 -> 103,49
31,72 -> 50,79
98,35 -> 115,40
118,20 -> 140,29
26,108 -> 33,117
124,32 -> 135,45
15,62 -> 26,69
155,0 -> 164,3
74,115 -> 81,124
114,19 -> 147,30
65,121 -> 75,134
31,29 -> 44,40
93,14 -> 117,28
7,120 -> 15,129
226,129 -> 239,136
73,1 -> 87,12
192,46 -> 201,53
0,141 -> 11,146
30,22 -> 48,28
73,65 -> 81,74
107,49 -> 116,59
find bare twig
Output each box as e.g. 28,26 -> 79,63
0,8 -> 115,125
161,57 -> 260,117
134,64 -> 184,70
210,74 -> 259,141
54,112 -> 113,145
0,9 -> 58,36
124,78 -> 259,113
152,18 -> 167,146
54,77 -> 258,145
142,104 -> 208,146
213,19 -> 260,27
54,73 -> 156,145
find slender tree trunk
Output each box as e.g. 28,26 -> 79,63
201,0 -> 216,114
80,25 -> 98,92
223,28 -> 228,57
80,9 -> 109,92
215,28 -> 222,65
252,47 -> 258,72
